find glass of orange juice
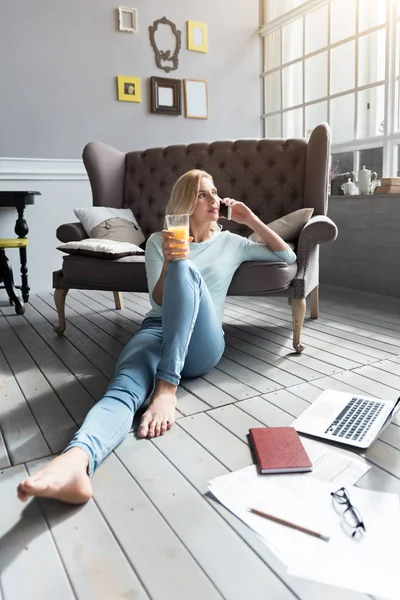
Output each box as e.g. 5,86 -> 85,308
165,214 -> 189,250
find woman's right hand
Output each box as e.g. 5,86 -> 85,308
161,230 -> 192,263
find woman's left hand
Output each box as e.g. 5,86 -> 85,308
221,198 -> 254,226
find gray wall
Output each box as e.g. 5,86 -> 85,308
0,0 -> 261,158
321,195 -> 400,298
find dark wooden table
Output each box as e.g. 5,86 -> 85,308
0,190 -> 41,302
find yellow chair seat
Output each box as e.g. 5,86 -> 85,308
0,238 -> 28,248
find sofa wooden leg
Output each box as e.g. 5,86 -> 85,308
290,298 -> 306,353
113,291 -> 124,310
53,288 -> 68,335
310,285 -> 319,319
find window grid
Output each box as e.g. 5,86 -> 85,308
261,0 -> 400,177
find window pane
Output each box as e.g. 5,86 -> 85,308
265,114 -> 282,137
305,52 -> 328,102
305,5 -> 328,54
357,85 -> 385,138
330,93 -> 355,143
330,41 -> 355,95
264,30 -> 281,71
331,0 -> 356,44
305,101 -> 328,137
330,152 -> 354,195
282,62 -> 303,108
331,152 -> 354,175
282,18 -> 303,63
359,147 -> 383,179
358,0 -> 386,33
358,30 -> 386,87
283,108 -> 303,138
396,22 -> 400,76
265,0 -> 307,23
265,72 -> 281,113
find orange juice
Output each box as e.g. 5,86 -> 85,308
168,225 -> 189,248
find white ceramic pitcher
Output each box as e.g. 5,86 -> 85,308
354,165 -> 377,194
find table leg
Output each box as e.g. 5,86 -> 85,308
19,245 -> 29,302
0,249 -> 25,315
15,201 -> 29,238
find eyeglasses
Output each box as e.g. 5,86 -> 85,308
331,487 -> 366,539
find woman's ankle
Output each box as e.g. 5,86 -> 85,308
153,378 -> 177,396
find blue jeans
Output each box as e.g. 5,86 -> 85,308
63,260 -> 225,476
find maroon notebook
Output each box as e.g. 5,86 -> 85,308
249,427 -> 312,474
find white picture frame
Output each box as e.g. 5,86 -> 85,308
118,6 -> 138,32
184,79 -> 208,119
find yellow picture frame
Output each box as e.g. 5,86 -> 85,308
117,76 -> 141,102
187,20 -> 208,53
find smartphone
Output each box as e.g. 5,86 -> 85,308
219,202 -> 232,220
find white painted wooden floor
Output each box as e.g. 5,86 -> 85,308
1,285 -> 400,600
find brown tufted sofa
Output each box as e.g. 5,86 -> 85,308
53,122 -> 337,352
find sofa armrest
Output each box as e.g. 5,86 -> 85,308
56,222 -> 88,243
297,215 -> 337,265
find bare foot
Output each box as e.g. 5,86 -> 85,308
138,379 -> 177,439
17,448 -> 93,505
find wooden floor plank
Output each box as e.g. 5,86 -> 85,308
22,301 -> 109,401
72,290 -> 140,336
176,385 -> 216,416
31,295 -> 116,380
229,296 -> 399,355
202,366 -> 260,401
216,356 -> 282,394
0,312 -> 76,454
68,291 -> 133,346
0,346 -> 49,465
2,306 -> 94,427
226,298 -> 386,362
180,377 -> 240,408
0,464 -> 76,600
223,343 -> 304,388
225,305 -> 366,369
25,457 -> 150,600
92,448 -> 223,600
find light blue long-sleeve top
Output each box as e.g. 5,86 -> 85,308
144,230 -> 297,324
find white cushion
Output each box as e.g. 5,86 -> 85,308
74,207 -> 145,246
249,208 -> 314,244
57,238 -> 144,260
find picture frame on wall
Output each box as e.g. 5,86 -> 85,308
184,79 -> 208,119
117,76 -> 141,102
150,76 -> 182,115
187,20 -> 208,53
118,6 -> 138,32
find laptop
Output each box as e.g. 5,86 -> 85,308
292,389 -> 400,449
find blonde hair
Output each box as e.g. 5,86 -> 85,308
165,169 -> 220,232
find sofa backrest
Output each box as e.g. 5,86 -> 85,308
83,124 -> 330,240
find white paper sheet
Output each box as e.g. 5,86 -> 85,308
208,445 -> 400,598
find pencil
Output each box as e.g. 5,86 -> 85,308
248,507 -> 330,542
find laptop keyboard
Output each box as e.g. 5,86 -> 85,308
324,397 -> 384,442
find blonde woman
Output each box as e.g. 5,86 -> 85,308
17,169 -> 296,504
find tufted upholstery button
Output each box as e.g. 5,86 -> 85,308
209,148 -> 214,156
142,152 -> 147,159
160,181 -> 166,187
172,165 -> 178,172
139,182 -> 144,190
150,167 -> 156,174
268,160 -> 276,168
267,195 -> 273,202
231,178 -> 236,185
244,162 -> 249,168
196,164 -> 203,170
157,211 -> 163,219
148,197 -> 154,206
219,163 -> 226,169
254,178 -> 260,185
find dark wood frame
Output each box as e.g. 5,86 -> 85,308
150,76 -> 182,116
148,17 -> 182,73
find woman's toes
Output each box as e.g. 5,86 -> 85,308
147,419 -> 156,438
138,414 -> 151,438
154,421 -> 161,437
160,421 -> 167,435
